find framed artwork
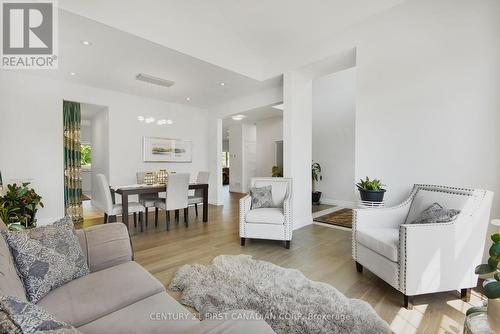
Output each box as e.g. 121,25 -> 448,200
143,137 -> 192,162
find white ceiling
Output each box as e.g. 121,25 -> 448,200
222,105 -> 283,139
59,0 -> 407,80
27,10 -> 282,108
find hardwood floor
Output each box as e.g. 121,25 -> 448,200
81,192 -> 484,334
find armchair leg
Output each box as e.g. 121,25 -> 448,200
103,213 -> 108,224
155,208 -> 159,227
285,240 -> 290,249
461,288 -> 471,302
355,262 -> 363,273
240,238 -> 246,246
175,210 -> 179,223
404,295 -> 414,310
184,208 -> 189,227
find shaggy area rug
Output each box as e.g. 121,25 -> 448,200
170,255 -> 390,334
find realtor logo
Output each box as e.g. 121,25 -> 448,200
1,0 -> 58,69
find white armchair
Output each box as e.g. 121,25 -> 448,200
240,178 -> 293,249
352,184 -> 493,309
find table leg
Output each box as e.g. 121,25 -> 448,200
122,194 -> 129,230
203,185 -> 208,223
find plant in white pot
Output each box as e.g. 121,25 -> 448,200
472,229 -> 500,331
311,162 -> 322,205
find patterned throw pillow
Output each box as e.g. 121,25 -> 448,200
2,217 -> 89,303
249,185 -> 274,209
410,202 -> 461,224
0,295 -> 81,334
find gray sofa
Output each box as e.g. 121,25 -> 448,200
0,222 -> 275,333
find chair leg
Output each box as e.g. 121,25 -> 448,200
404,295 -> 414,310
184,208 -> 189,227
461,288 -> 471,302
165,210 -> 170,231
175,210 -> 179,223
145,207 -> 149,227
355,262 -> 363,273
133,212 -> 137,228
195,204 -> 198,217
139,212 -> 144,232
240,238 -> 246,246
155,208 -> 159,227
103,213 -> 108,224
285,240 -> 290,249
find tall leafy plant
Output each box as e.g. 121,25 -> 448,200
312,162 -> 322,192
0,183 -> 43,229
475,233 -> 500,299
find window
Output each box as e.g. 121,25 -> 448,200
221,152 -> 230,168
81,144 -> 92,167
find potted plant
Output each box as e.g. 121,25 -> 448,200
0,183 -> 44,230
312,162 -> 322,204
356,177 -> 386,203
272,166 -> 283,177
473,231 -> 500,331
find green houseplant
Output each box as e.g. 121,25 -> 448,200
471,231 -> 500,330
0,183 -> 44,230
312,162 -> 322,204
356,177 -> 386,203
272,165 -> 283,177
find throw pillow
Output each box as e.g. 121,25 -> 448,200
249,185 -> 274,209
410,202 -> 461,224
2,217 -> 89,303
0,295 -> 81,334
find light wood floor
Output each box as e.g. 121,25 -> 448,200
81,192 -> 484,334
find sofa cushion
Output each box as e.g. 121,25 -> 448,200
249,186 -> 274,209
356,227 -> 399,262
37,261 -> 164,327
0,233 -> 27,301
77,292 -> 198,334
2,218 -> 89,303
405,189 -> 469,224
0,295 -> 81,334
246,208 -> 284,225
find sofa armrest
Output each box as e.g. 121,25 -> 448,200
239,195 -> 252,236
353,202 -> 411,230
81,223 -> 133,272
399,215 -> 480,295
185,310 -> 275,334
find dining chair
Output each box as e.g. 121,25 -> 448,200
188,171 -> 210,217
95,174 -> 146,231
154,173 -> 190,231
136,172 -> 161,227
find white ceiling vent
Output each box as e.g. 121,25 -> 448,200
136,73 -> 175,88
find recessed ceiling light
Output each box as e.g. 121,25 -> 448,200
157,119 -> 167,125
137,116 -> 144,122
219,82 -> 225,86
80,40 -> 92,46
272,103 -> 284,110
166,120 -> 173,125
145,117 -> 155,124
185,97 -> 191,101
69,72 -> 76,76
232,115 -> 246,121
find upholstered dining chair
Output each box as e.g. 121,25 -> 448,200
154,173 -> 190,231
136,172 -> 162,227
240,177 -> 293,249
95,174 -> 146,230
352,184 -> 493,309
188,171 -> 210,217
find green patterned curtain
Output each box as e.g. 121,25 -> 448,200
63,101 -> 83,223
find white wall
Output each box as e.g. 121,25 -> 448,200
90,108 -> 110,209
228,124 -> 243,193
255,116 -> 283,177
242,123 -> 256,192
0,71 -> 210,221
312,68 -> 356,205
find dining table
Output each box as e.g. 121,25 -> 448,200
111,183 -> 209,228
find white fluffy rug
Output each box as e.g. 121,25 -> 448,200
170,255 -> 390,334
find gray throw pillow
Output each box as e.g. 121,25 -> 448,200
249,185 -> 274,209
410,202 -> 460,224
0,295 -> 81,334
2,217 -> 89,303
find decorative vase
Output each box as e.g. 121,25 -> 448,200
144,172 -> 156,185
488,298 -> 500,332
358,189 -> 386,202
157,169 -> 168,185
